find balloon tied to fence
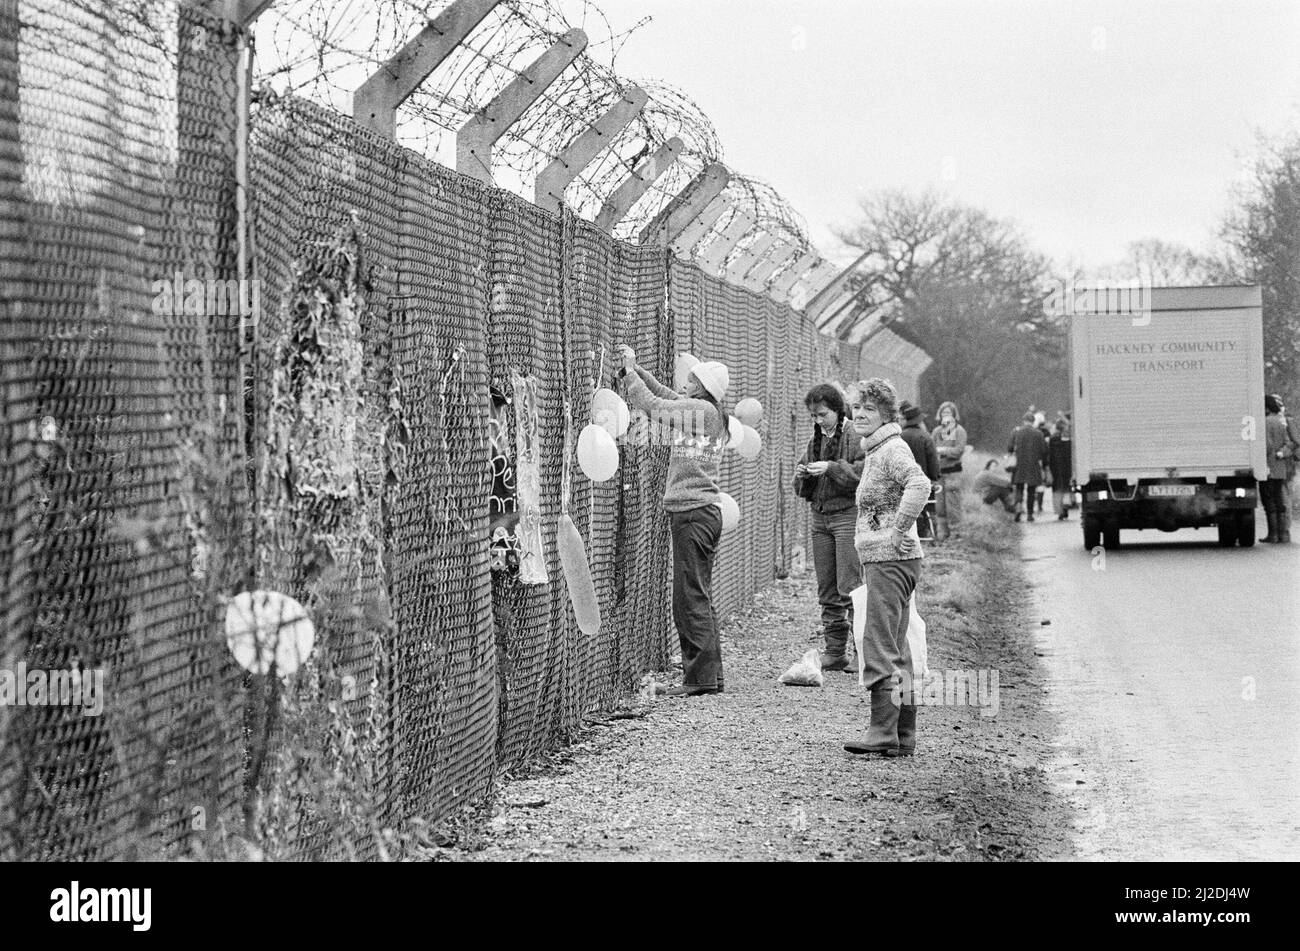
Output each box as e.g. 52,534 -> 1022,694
225,590 -> 317,678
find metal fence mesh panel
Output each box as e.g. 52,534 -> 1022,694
389,151 -> 497,824
0,0 -> 30,858
1,2 -> 922,856
1,2 -> 249,860
611,241 -> 674,685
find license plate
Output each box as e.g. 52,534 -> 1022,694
1147,485 -> 1195,497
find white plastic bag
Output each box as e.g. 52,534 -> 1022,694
850,583 -> 928,687
779,647 -> 824,687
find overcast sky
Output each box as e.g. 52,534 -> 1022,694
565,0 -> 1300,270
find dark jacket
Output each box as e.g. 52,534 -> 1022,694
1008,423 -> 1048,486
900,419 -> 940,481
793,419 -> 865,514
1048,433 -> 1073,490
1265,413 -> 1293,481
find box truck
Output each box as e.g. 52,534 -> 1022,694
1068,284 -> 1267,550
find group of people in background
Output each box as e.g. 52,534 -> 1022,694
1003,410 -> 1073,522
971,409 -> 1073,521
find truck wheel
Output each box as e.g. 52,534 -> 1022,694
1236,510 -> 1256,547
1217,515 -> 1239,547
1103,524 -> 1121,550
1083,516 -> 1101,551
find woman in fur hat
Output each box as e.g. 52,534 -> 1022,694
842,379 -> 931,757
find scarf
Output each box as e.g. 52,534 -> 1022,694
862,421 -> 901,453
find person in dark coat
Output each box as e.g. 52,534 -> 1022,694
1034,413 -> 1052,514
898,402 -> 940,480
1007,412 -> 1048,522
898,402 -> 940,538
1262,394 -> 1295,543
1048,419 -> 1073,519
793,383 -> 866,669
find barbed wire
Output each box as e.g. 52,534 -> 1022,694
17,0 -> 819,256
252,0 -> 815,248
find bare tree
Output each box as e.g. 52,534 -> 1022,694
1093,238 -> 1216,287
834,191 -> 1066,447
1219,133 -> 1300,397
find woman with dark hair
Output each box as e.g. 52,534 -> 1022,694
842,378 -> 931,757
974,457 -> 1016,512
793,382 -> 866,670
617,344 -> 732,695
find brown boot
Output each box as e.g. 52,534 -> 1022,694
844,688 -> 900,756
1263,510 -> 1278,543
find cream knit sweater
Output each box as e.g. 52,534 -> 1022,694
854,423 -> 931,563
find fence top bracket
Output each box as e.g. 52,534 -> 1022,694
354,0 -> 504,139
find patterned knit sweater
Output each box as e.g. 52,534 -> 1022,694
854,423 -> 931,563
621,366 -> 726,512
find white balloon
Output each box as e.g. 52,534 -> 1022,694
225,590 -> 316,677
735,397 -> 764,427
577,423 -> 619,482
591,388 -> 630,438
737,424 -> 762,460
673,352 -> 700,391
717,492 -> 740,532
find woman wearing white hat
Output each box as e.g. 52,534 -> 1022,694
617,345 -> 732,697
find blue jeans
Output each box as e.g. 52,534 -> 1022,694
811,509 -> 860,656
